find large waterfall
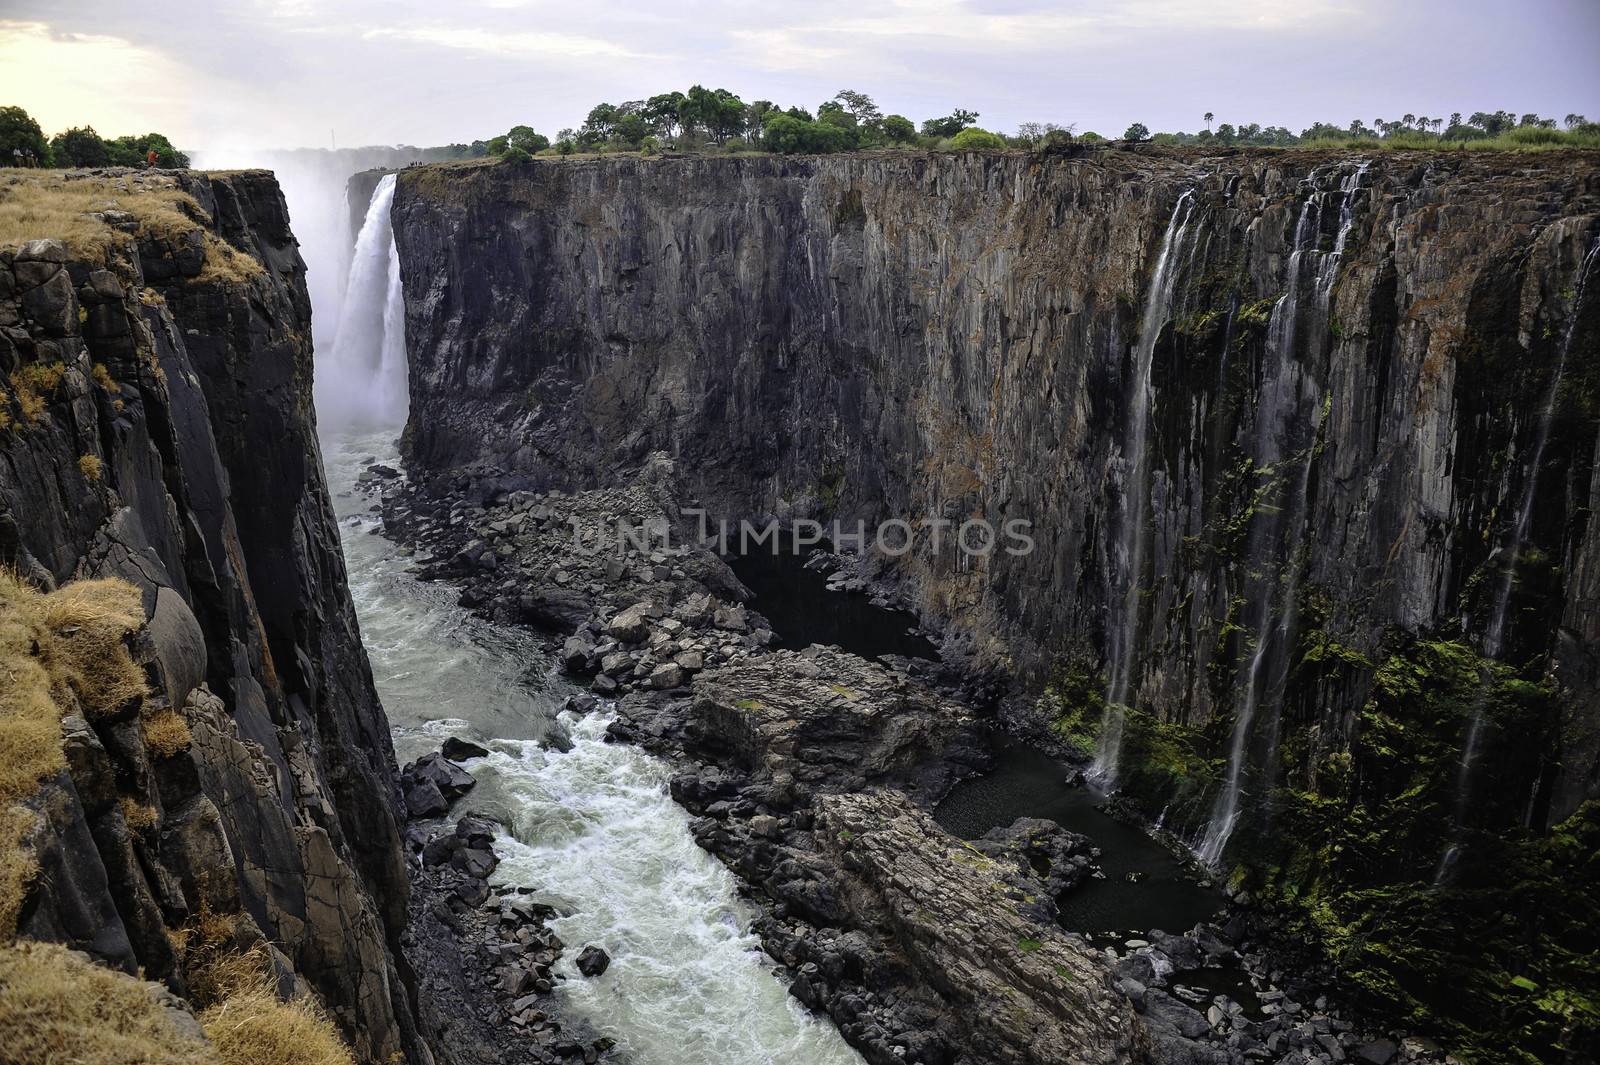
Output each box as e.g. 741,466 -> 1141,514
1091,190 -> 1196,789
318,174 -> 409,428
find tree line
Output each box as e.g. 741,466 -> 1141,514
1133,109 -> 1597,147
0,106 -> 189,169
462,91 -> 1600,161
455,88 -> 1022,160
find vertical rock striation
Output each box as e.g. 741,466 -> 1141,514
392,150 -> 1600,821
1,170 -> 421,1063
392,150 -> 1600,1056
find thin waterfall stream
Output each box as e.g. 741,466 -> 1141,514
1436,232 -> 1600,883
1198,164 -> 1367,866
1093,189 -> 1197,789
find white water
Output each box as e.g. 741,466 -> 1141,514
1092,190 -> 1197,789
1482,235 -> 1600,659
324,429 -> 861,1063
1440,233 -> 1600,867
1197,165 -> 1366,866
319,175 -> 409,428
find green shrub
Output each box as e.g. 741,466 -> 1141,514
950,127 -> 1007,151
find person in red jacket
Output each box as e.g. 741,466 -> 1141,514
147,149 -> 158,168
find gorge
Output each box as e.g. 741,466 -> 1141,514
1,144 -> 1597,1065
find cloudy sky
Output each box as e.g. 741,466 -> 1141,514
2,0 -> 1597,150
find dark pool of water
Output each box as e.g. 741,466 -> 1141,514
726,539 -> 938,662
1171,965 -> 1268,1021
934,742 -> 1223,935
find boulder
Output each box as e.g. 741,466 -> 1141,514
575,945 -> 610,977
441,736 -> 491,762
605,602 -> 654,643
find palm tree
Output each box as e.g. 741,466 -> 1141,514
1204,112 -> 1214,133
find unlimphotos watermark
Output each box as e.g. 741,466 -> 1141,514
569,510 -> 1034,558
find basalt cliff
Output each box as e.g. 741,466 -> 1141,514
390,149 -> 1600,1061
0,170 -> 424,1062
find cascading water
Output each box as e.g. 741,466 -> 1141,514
1091,190 -> 1197,789
1482,234 -> 1600,660
1197,164 -> 1367,866
1437,232 -> 1600,881
324,431 -> 863,1065
319,174 -> 409,428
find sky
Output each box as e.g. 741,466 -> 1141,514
2,0 -> 1598,151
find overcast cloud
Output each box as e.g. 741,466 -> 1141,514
1,0 -> 1597,150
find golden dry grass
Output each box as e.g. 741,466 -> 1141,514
186,944 -> 356,1065
0,941 -> 214,1065
39,576 -> 149,718
78,453 -> 103,482
0,570 -> 148,939
119,795 -> 158,836
142,707 -> 192,758
201,986 -> 356,1065
0,171 -> 262,284
7,361 -> 64,425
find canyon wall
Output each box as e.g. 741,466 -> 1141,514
391,151 -> 1600,1057
0,171 -> 422,1062
392,150 -> 1599,815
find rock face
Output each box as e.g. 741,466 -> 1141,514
1,172 -> 419,1062
391,150 -> 1600,825
814,790 -> 1137,1065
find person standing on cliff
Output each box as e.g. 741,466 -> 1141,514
146,148 -> 158,168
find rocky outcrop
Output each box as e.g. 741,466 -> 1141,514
1,171 -> 420,1062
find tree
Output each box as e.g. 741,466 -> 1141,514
0,106 -> 49,166
104,132 -> 189,168
921,109 -> 978,138
51,126 -> 112,167
760,112 -> 848,154
507,125 -> 550,153
1214,122 -> 1236,144
1566,113 -> 1589,130
879,115 -> 916,143
1469,110 -> 1516,135
644,92 -> 688,138
1204,112 -> 1214,132
833,90 -> 882,127
1122,122 -> 1150,142
950,127 -> 1007,150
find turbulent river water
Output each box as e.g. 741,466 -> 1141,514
323,428 -> 862,1065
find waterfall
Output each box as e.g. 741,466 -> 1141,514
317,173 -> 408,428
1091,190 -> 1196,789
1439,232 -> 1600,873
1482,235 -> 1600,659
1197,164 -> 1366,866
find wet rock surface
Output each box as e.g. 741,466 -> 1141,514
354,455 -> 1456,1065
399,752 -> 621,1065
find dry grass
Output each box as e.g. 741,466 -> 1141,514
119,795 -> 158,836
0,171 -> 263,283
39,576 -> 149,718
78,453 -> 103,482
201,985 -> 356,1065
142,707 -> 192,758
0,570 -> 148,940
7,361 -> 64,425
0,806 -> 39,944
187,944 -> 356,1065
0,940 -> 213,1064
